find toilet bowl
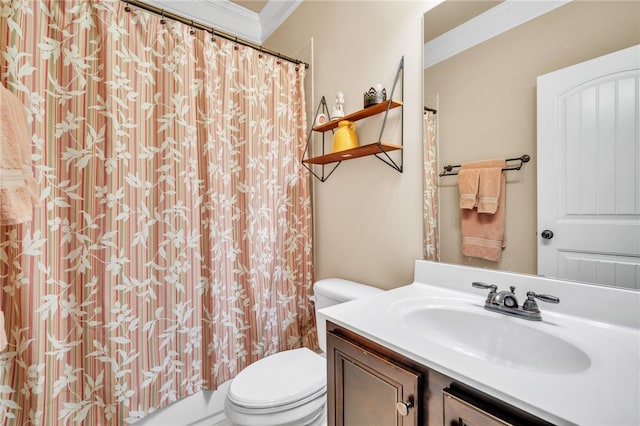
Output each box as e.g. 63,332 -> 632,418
223,278 -> 383,426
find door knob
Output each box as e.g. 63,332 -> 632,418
541,229 -> 554,239
396,400 -> 413,416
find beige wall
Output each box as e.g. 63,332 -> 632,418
266,1 -> 431,289
425,1 -> 640,275
266,1 -> 640,288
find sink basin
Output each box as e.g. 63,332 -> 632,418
400,303 -> 591,374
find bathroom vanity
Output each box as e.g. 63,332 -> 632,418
327,321 -> 552,426
319,261 -> 640,426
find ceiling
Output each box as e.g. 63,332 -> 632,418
143,0 -> 301,45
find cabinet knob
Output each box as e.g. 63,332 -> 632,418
396,400 -> 413,416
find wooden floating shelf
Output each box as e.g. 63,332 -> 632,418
302,142 -> 403,165
313,100 -> 403,132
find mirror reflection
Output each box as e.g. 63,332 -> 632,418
423,0 -> 639,290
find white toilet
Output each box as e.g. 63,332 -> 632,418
223,278 -> 383,426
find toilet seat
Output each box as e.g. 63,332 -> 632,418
227,347 -> 326,410
224,348 -> 327,426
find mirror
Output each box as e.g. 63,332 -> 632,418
423,1 -> 640,290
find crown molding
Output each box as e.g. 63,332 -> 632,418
143,0 -> 261,43
423,0 -> 572,69
260,0 -> 303,42
139,0 -> 300,45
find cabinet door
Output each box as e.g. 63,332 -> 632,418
328,331 -> 420,426
444,391 -> 512,426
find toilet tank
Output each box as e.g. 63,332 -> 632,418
313,278 -> 383,352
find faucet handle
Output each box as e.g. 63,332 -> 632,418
526,291 -> 560,304
523,291 -> 560,312
472,282 -> 498,305
472,282 -> 497,292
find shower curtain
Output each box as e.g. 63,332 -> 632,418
423,111 -> 439,261
0,1 -> 313,424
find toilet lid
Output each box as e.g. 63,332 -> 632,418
228,347 -> 326,409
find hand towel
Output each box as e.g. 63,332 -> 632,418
460,159 -> 505,212
477,166 -> 503,214
458,168 -> 480,209
461,171 -> 506,261
0,82 -> 39,225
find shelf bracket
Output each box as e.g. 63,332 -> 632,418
374,56 -> 404,172
301,96 -> 340,182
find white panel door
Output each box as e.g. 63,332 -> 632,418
537,45 -> 640,289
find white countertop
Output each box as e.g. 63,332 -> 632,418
319,261 -> 640,426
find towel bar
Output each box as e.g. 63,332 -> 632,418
439,154 -> 530,177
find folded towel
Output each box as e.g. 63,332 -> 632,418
458,168 -> 479,209
478,167 -> 503,214
459,159 -> 507,261
0,82 -> 39,225
461,172 -> 506,261
462,159 -> 506,170
460,159 -> 506,214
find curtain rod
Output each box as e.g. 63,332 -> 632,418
122,0 -> 309,69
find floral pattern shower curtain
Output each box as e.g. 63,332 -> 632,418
423,111 -> 439,261
0,1 -> 313,424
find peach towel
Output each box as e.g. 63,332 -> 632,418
458,168 -> 479,209
0,82 -> 39,225
478,167 -> 503,214
460,159 -> 506,261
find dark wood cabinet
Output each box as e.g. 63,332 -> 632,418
328,330 -> 419,426
326,322 -> 555,426
327,321 -> 449,426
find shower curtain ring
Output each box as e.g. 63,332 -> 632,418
124,0 -> 131,12
190,20 -> 195,35
160,9 -> 166,25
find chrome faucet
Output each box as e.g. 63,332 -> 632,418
472,282 -> 559,321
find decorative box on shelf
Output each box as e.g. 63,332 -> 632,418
363,83 -> 387,108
